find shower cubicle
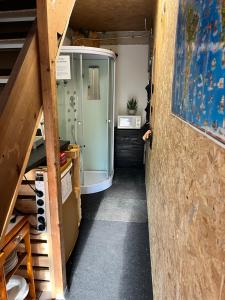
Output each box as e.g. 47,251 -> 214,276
57,46 -> 116,194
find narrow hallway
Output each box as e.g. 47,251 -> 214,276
66,168 -> 153,300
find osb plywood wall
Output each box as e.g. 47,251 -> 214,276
146,0 -> 225,299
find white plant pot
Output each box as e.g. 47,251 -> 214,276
127,109 -> 136,115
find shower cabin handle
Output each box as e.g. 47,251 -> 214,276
77,120 -> 85,148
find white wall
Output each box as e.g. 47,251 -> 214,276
102,44 -> 149,125
63,35 -> 71,45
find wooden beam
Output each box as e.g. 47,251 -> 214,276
36,0 -> 75,297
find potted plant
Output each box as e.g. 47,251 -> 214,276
127,98 -> 137,115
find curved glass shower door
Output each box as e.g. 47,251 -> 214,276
57,47 -> 116,194
82,57 -> 108,175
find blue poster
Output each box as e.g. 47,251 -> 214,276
172,0 -> 225,144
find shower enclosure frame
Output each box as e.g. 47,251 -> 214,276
58,46 -> 116,194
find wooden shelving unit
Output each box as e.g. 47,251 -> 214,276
13,144 -> 81,296
5,252 -> 26,282
0,216 -> 36,299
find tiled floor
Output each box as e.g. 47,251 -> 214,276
66,168 -> 153,300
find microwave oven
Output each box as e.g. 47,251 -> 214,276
117,115 -> 141,129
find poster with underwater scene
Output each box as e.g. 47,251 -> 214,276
172,0 -> 225,144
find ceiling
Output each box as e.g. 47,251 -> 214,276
70,0 -> 157,32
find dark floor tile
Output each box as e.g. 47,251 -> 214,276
66,167 -> 153,300
113,168 -> 145,186
104,183 -> 146,201
66,220 -> 152,300
82,197 -> 148,223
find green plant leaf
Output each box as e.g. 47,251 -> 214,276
127,98 -> 137,110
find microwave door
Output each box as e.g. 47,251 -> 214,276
120,117 -> 131,128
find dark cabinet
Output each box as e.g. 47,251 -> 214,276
114,128 -> 145,168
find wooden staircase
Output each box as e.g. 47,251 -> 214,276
0,6 -> 36,93
0,2 -> 36,71
0,0 -> 41,238
0,0 -> 75,297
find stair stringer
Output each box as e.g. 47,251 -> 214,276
0,26 -> 43,239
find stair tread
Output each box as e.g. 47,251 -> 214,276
0,38 -> 25,42
0,9 -> 36,22
0,75 -> 9,80
0,76 -> 9,84
0,38 -> 25,49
